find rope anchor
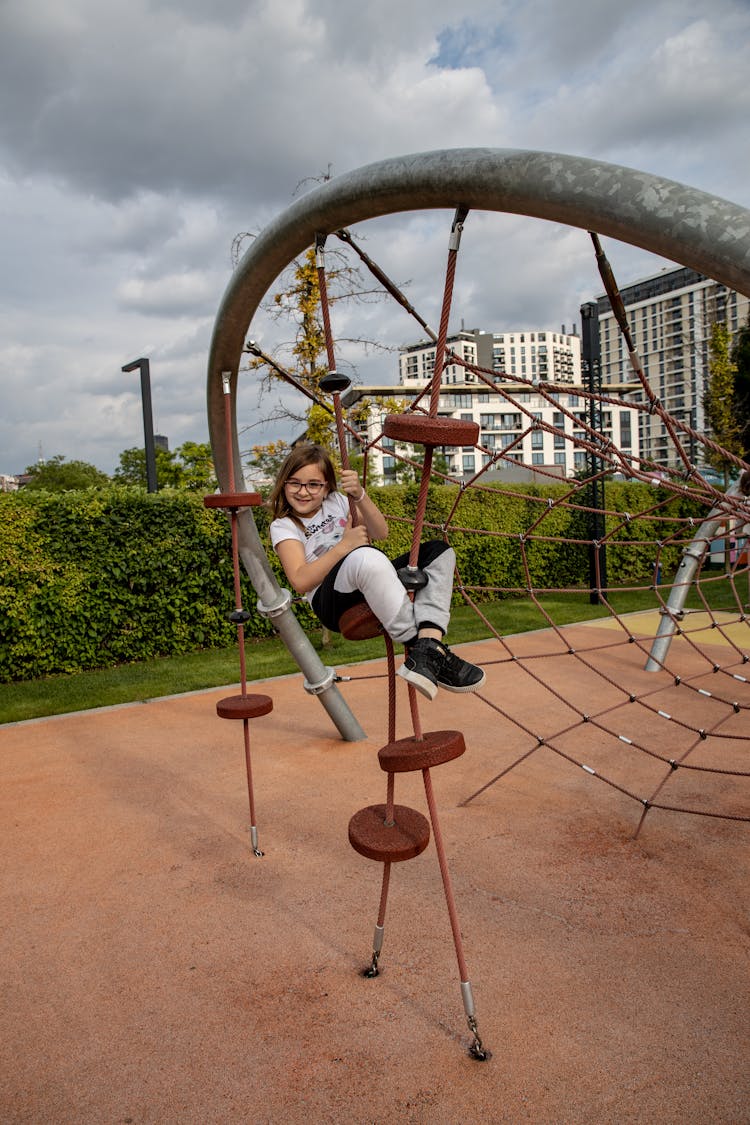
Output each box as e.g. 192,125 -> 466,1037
467,1015 -> 490,1061
362,952 -> 380,978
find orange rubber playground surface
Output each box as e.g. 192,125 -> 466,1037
2,623 -> 749,1124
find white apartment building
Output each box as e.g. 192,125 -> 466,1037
593,267 -> 749,469
345,328 -> 639,483
399,327 -> 581,387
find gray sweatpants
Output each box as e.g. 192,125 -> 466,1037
320,541 -> 456,645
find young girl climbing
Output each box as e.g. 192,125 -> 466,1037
269,444 -> 485,701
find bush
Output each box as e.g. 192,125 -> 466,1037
2,488 -> 242,682
0,480 -> 704,681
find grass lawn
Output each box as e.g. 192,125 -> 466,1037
1,583 -> 738,725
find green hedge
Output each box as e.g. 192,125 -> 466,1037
0,481 -> 703,682
1,489 -> 264,683
374,480 -> 701,598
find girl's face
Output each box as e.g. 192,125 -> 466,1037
283,460 -> 329,518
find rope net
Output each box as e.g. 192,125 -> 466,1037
252,216 -> 750,835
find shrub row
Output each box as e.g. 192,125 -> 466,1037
0,482 -> 703,682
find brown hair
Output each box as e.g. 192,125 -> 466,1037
269,444 -> 337,522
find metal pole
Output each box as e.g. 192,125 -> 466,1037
235,505 -> 367,741
122,357 -> 158,492
644,478 -> 748,671
581,302 -> 607,603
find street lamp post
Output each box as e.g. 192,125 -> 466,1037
122,357 -> 158,492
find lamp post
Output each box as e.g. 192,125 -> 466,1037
122,357 -> 158,492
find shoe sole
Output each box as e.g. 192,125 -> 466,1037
397,664 -> 438,701
437,669 -> 486,693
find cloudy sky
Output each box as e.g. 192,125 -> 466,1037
1,0 -> 749,477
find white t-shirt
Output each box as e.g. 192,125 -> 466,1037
270,491 -> 349,604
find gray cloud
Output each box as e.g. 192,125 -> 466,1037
0,0 -> 748,476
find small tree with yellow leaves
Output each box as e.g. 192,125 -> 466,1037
704,321 -> 741,487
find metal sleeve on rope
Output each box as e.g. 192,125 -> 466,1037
460,980 -> 476,1019
449,205 -> 470,250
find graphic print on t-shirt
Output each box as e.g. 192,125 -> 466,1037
304,509 -> 347,559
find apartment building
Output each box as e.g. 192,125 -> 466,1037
591,266 -> 749,468
346,328 -> 639,482
399,327 -> 581,387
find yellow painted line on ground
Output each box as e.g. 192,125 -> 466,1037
581,609 -> 750,649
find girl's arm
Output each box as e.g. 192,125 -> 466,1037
275,518 -> 369,596
339,469 -> 389,541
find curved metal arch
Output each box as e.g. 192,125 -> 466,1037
206,147 -> 750,737
209,147 -> 750,481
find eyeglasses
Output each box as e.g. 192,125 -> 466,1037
285,479 -> 326,495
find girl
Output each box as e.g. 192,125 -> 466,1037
269,444 -> 485,701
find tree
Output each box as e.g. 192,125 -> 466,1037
237,237 -> 392,467
245,440 -> 292,491
703,321 -> 741,486
243,247 -> 337,455
175,441 -> 217,492
113,442 -> 216,491
731,313 -> 750,460
23,455 -> 110,491
114,446 -> 181,489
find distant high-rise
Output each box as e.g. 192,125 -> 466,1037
589,266 -> 749,468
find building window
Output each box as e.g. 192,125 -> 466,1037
462,455 -> 475,472
532,452 -> 544,465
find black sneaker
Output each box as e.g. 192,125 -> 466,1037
397,637 -> 445,700
437,644 -> 486,693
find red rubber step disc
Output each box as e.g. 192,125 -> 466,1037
378,730 -> 466,772
348,803 -> 430,862
203,492 -> 263,509
383,414 -> 479,448
216,694 -> 273,720
339,602 -> 383,641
